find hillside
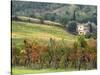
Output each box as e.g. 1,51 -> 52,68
12,21 -> 77,46
12,1 -> 97,24
11,1 -> 97,74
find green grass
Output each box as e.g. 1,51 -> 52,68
12,21 -> 77,40
12,66 -> 96,75
12,66 -> 79,75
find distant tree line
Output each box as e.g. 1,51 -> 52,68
12,1 -> 97,25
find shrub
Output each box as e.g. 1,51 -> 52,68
85,33 -> 97,39
12,37 -> 97,70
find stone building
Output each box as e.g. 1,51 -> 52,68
77,23 -> 90,35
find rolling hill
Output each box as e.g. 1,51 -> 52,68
12,21 -> 77,46
12,1 -> 97,24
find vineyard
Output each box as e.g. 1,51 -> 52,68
12,21 -> 97,74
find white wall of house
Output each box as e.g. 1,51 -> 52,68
77,24 -> 90,35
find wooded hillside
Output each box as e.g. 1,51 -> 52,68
12,1 -> 97,25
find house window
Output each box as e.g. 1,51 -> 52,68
79,32 -> 84,35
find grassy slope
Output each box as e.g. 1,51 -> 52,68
12,21 -> 77,45
12,66 -> 79,75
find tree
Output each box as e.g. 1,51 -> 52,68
37,16 -> 44,24
12,44 -> 20,66
68,5 -> 80,21
77,36 -> 88,48
59,15 -> 70,26
67,21 -> 77,34
29,14 -> 36,18
23,39 -> 33,68
88,22 -> 93,32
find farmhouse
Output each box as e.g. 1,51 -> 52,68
77,23 -> 90,35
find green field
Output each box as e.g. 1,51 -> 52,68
12,66 -> 96,75
12,67 -> 66,75
12,66 -> 79,75
12,21 -> 77,45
